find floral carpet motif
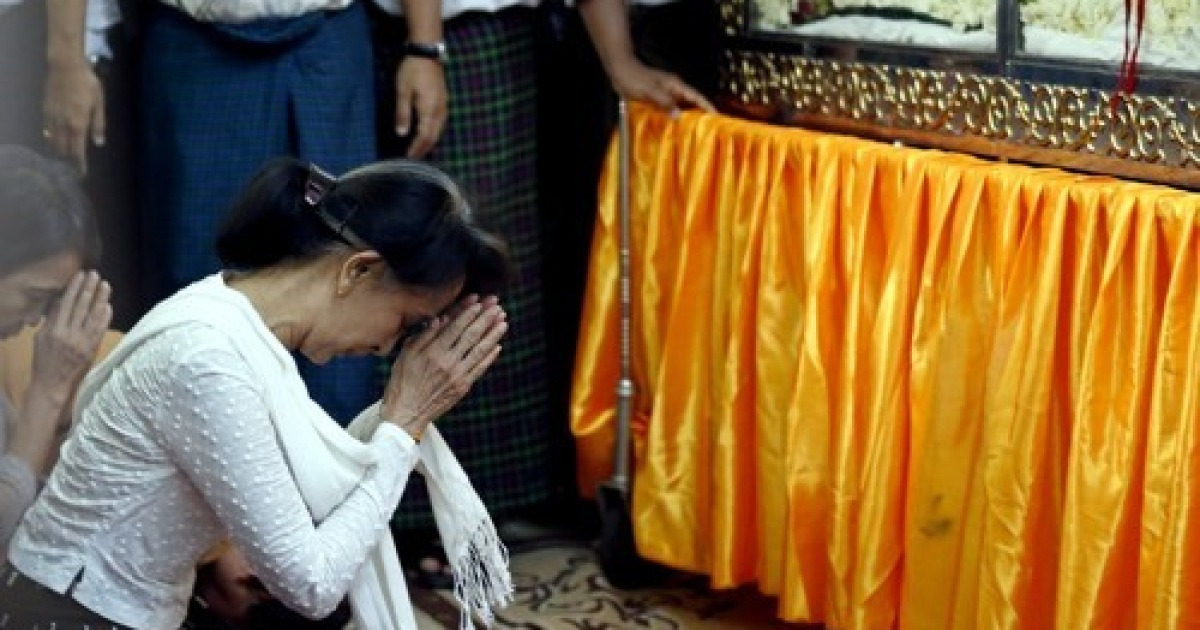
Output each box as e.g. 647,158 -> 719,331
410,544 -> 815,630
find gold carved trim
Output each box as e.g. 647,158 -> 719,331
722,50 -> 1200,185
720,0 -> 747,36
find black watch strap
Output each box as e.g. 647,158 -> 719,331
403,41 -> 448,64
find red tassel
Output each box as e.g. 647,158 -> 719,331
1111,0 -> 1147,112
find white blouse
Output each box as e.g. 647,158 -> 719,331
157,0 -> 353,22
2,0 -> 682,40
4,0 -> 681,51
385,0 -> 683,21
9,319 -> 419,630
0,394 -> 38,559
158,0 -> 681,24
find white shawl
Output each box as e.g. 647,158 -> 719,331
74,274 -> 512,629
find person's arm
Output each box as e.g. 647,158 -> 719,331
0,439 -> 39,553
393,0 -> 447,158
6,272 -> 111,473
44,0 -> 106,174
158,349 -> 421,619
186,299 -> 505,623
0,387 -> 67,550
1,272 -> 110,549
1,381 -> 76,549
578,0 -> 714,112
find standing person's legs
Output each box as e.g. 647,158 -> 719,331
139,4 -> 379,423
372,6 -> 553,580
138,4 -> 292,305
288,2 -> 381,423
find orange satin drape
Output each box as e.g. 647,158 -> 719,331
570,105 -> 1200,629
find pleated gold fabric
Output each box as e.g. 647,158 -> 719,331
570,105 -> 1200,628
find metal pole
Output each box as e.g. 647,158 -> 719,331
612,98 -> 634,492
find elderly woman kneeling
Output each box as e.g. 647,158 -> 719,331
5,157 -> 514,630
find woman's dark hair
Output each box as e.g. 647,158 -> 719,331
216,157 -> 508,296
0,145 -> 101,276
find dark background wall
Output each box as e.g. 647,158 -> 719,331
535,0 -> 721,512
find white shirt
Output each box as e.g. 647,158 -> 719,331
2,0 -> 683,34
3,0 -> 680,46
373,0 -> 681,23
0,394 -> 38,559
160,0 -> 538,22
9,316 -> 419,629
158,0 -> 353,22
85,0 -> 121,60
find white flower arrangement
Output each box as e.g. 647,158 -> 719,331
1020,1 -> 1116,38
1021,0 -> 1200,64
756,0 -> 795,28
751,0 -> 1199,68
829,0 -> 995,31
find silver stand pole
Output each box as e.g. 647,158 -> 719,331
596,99 -> 654,588
612,98 -> 634,492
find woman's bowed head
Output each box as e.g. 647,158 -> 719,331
0,145 -> 110,344
216,157 -> 510,440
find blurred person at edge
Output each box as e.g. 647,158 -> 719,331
0,0 -> 141,328
0,145 -> 112,558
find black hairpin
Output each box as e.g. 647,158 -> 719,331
303,164 -> 337,207
301,164 -> 370,249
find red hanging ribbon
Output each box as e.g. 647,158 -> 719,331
1111,0 -> 1147,112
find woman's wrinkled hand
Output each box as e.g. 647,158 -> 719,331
381,296 -> 507,440
30,270 -> 112,404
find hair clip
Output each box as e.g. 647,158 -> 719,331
303,164 -> 337,207
303,164 -> 371,249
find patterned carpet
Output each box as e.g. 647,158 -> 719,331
407,543 -> 816,629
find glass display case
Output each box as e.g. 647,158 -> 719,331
751,0 -> 998,53
720,0 -> 1200,188
1014,0 -> 1198,74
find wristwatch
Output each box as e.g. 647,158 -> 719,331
403,41 -> 448,64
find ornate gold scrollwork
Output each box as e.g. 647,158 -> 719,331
722,49 -> 1200,173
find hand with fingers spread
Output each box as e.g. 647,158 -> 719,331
29,270 -> 113,406
381,295 -> 507,441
